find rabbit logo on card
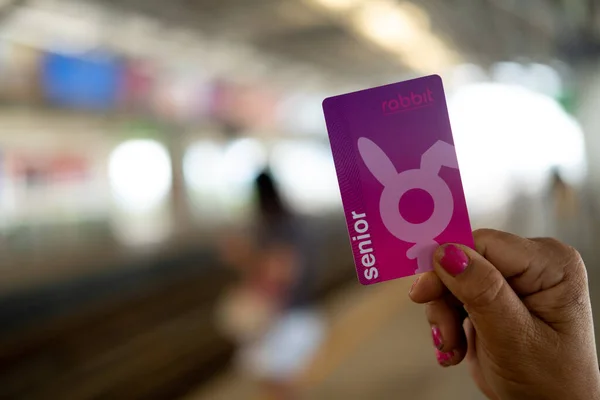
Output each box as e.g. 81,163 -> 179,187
381,88 -> 434,115
358,137 -> 459,273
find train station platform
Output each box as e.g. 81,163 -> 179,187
186,279 -> 485,400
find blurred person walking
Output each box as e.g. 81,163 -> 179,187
216,168 -> 324,400
545,167 -> 582,245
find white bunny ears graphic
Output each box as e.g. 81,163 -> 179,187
358,137 -> 459,273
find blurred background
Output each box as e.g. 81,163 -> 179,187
0,0 -> 596,399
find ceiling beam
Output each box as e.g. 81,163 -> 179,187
0,0 -> 28,25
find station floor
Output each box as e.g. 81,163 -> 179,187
186,279 -> 486,400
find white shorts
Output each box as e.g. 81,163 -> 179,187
238,309 -> 325,381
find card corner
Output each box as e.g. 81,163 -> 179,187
322,96 -> 335,111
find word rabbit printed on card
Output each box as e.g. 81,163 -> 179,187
323,75 -> 474,285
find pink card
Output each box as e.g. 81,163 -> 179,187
323,75 -> 474,285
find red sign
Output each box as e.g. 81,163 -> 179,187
208,81 -> 279,129
9,153 -> 89,186
120,58 -> 156,113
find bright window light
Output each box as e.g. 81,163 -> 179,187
448,63 -> 489,89
222,138 -> 268,188
528,63 -> 563,98
491,62 -> 563,98
277,93 -> 327,135
349,0 -> 457,72
308,0 -> 366,11
448,82 -> 586,215
108,139 -> 172,212
184,138 -> 266,195
270,141 -> 340,214
183,141 -> 224,194
183,140 -> 228,218
183,138 -> 267,218
353,1 -> 421,50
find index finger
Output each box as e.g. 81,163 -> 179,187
409,271 -> 447,304
474,229 -> 536,274
474,229 -> 571,296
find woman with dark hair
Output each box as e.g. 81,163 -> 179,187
255,170 -> 288,219
217,168 -> 324,400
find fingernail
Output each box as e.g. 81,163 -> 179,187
435,349 -> 453,366
440,245 -> 469,276
431,325 -> 443,350
409,277 -> 420,296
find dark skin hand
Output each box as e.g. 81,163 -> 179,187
410,229 -> 600,400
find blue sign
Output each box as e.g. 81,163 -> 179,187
41,51 -> 122,110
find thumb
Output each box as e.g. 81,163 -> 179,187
433,244 -> 534,347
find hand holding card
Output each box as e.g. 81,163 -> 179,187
323,75 -> 473,285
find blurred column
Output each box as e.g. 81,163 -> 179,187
164,127 -> 193,238
576,60 -> 600,189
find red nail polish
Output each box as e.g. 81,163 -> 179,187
431,325 -> 443,350
409,277 -> 420,296
435,349 -> 453,366
440,245 -> 469,276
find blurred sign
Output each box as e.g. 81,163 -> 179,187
207,80 -> 235,121
120,58 -> 156,114
41,51 -> 123,110
231,85 -> 279,129
152,63 -> 186,121
10,153 -> 89,187
3,150 -> 109,224
209,81 -> 279,130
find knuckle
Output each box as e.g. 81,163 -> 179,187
562,248 -> 590,304
533,237 -> 577,259
424,299 -> 443,321
473,228 -> 498,242
473,228 -> 502,254
556,242 -> 586,279
565,247 -> 587,280
533,238 -> 587,280
565,245 -> 585,272
465,268 -> 505,309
